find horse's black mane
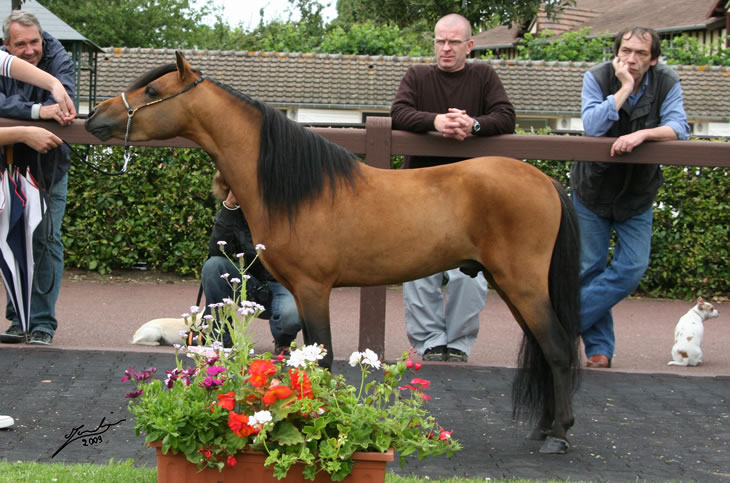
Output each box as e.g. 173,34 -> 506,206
208,78 -> 362,222
127,63 -> 203,91
130,64 -> 362,221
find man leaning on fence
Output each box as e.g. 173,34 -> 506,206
390,13 -> 515,363
572,26 -> 690,369
0,10 -> 75,346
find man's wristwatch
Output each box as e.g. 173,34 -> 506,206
472,119 -> 481,134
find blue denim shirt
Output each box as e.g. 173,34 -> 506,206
581,69 -> 690,140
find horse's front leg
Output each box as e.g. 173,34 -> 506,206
293,284 -> 334,369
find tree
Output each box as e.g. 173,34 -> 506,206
335,0 -> 575,31
39,0 -> 217,48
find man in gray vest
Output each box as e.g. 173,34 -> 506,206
571,26 -> 689,369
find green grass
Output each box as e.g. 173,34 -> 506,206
0,460 -> 525,482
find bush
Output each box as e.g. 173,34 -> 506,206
64,146 -> 217,276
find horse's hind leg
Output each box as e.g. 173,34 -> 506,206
495,283 -> 576,454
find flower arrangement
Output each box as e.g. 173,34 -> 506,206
121,245 -> 460,481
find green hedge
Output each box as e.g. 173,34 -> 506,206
62,142 -> 729,298
64,146 -> 218,276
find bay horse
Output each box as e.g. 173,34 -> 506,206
86,52 -> 581,454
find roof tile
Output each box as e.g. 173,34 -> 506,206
90,48 -> 730,121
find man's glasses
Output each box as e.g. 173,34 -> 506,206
434,38 -> 468,48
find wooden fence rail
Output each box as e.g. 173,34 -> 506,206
2,117 -> 728,355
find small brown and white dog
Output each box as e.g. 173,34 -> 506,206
132,315 -> 190,346
667,297 -> 720,366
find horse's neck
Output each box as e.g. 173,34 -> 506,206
189,88 -> 265,222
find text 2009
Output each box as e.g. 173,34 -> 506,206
82,436 -> 103,446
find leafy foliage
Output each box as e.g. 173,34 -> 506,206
39,0 -> 216,48
336,0 -> 574,30
647,161 -> 730,299
661,35 -> 730,66
516,28 -> 613,62
64,146 -> 217,276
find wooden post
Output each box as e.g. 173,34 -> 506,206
358,117 -> 392,356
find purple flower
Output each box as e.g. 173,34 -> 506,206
125,389 -> 144,399
199,376 -> 225,390
134,367 -> 157,381
121,366 -> 135,382
206,366 -> 226,376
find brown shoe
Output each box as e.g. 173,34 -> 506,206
586,354 -> 611,368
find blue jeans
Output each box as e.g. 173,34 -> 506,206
573,194 -> 653,359
201,256 -> 301,345
5,173 -> 67,336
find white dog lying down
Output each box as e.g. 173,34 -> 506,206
132,316 -> 189,346
667,297 -> 720,367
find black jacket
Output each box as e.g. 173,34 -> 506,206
207,206 -> 276,283
570,63 -> 680,221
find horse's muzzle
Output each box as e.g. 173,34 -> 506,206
84,109 -> 113,141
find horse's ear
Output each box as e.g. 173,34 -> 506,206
175,50 -> 193,80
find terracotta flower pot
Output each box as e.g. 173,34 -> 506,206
150,441 -> 394,482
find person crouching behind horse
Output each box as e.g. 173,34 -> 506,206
193,172 -> 302,353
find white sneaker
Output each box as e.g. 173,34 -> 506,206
0,415 -> 14,429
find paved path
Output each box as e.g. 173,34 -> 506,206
0,273 -> 728,481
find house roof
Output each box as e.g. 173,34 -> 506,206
0,0 -> 101,51
91,48 -> 730,122
473,0 -> 726,50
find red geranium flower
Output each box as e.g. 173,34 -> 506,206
216,391 -> 236,410
228,411 -> 258,438
227,455 -> 237,467
288,369 -> 313,399
263,385 -> 293,405
247,360 -> 278,387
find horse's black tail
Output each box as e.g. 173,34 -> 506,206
512,180 -> 582,423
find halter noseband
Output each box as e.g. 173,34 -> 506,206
119,75 -> 205,170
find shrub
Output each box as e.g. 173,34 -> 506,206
64,146 -> 217,276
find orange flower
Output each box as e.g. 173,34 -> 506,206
228,411 -> 258,438
247,360 -> 278,387
289,369 -> 313,399
216,391 -> 236,410
263,385 -> 293,405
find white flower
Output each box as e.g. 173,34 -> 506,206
287,350 -> 307,369
178,330 -> 188,338
220,273 -> 230,279
230,278 -> 241,284
217,240 -> 227,246
189,306 -> 199,314
255,244 -> 266,252
361,349 -> 381,369
236,252 -> 244,259
301,344 -> 325,362
180,313 -> 190,319
249,410 -> 272,426
349,351 -> 362,367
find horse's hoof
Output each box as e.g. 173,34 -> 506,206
538,437 -> 570,454
525,426 -> 549,441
